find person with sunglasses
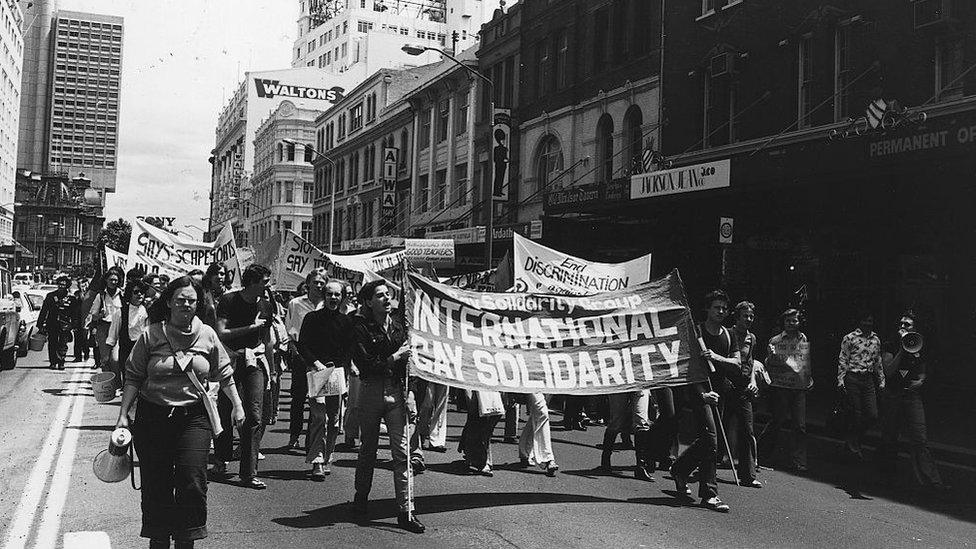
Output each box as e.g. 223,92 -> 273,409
878,311 -> 946,491
106,280 -> 150,383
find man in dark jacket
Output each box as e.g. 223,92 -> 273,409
38,276 -> 79,370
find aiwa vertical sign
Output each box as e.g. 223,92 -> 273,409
382,147 -> 398,234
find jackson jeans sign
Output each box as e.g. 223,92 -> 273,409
630,159 -> 731,200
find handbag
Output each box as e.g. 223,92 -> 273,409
476,390 -> 505,417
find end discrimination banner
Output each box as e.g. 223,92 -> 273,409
405,269 -> 707,395
512,233 -> 651,295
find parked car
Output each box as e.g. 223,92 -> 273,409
13,289 -> 46,357
13,272 -> 37,288
0,263 -> 20,370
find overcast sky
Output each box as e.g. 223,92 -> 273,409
60,0 -> 296,238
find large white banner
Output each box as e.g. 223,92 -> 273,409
267,230 -> 404,293
126,218 -> 242,286
512,233 -> 652,295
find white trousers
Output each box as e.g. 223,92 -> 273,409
519,393 -> 555,466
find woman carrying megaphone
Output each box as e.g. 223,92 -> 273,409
117,276 -> 246,549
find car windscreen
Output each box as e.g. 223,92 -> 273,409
26,294 -> 45,310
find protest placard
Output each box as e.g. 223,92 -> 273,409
105,246 -> 128,270
406,269 -> 706,395
767,339 -> 813,390
512,233 -> 651,295
126,218 -> 242,285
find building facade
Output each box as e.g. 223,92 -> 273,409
521,0 -> 663,262
310,64 -> 440,252
0,0 -> 23,245
207,67 -> 359,243
293,0 -> 493,73
13,170 -> 102,271
249,101 -> 321,245
46,10 -> 123,194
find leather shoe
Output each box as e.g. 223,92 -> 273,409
397,512 -> 426,534
411,459 -> 426,474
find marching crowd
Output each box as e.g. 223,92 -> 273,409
30,264 -> 946,548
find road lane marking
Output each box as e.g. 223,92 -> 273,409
62,531 -> 111,548
2,367 -> 88,549
33,372 -> 90,549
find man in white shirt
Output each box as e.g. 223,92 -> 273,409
285,268 -> 326,450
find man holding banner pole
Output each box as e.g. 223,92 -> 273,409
348,280 -> 424,534
671,290 -> 739,513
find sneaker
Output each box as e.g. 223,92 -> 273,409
701,496 -> 730,513
669,465 -> 692,498
514,456 -> 530,469
310,464 -> 326,482
258,452 -> 266,461
477,465 -> 493,477
739,479 -> 763,488
286,436 -> 301,450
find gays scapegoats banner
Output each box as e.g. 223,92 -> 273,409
512,233 -> 652,295
406,269 -> 706,395
126,218 -> 242,285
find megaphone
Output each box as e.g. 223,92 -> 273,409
93,427 -> 133,483
901,331 -> 923,355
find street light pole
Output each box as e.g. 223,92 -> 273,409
402,44 -> 495,269
283,138 -> 337,253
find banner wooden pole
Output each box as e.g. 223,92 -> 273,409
402,259 -> 414,521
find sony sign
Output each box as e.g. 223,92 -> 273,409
254,79 -> 345,103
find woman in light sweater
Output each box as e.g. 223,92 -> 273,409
117,276 -> 246,549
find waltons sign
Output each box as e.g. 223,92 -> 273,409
254,79 -> 345,103
630,159 -> 730,200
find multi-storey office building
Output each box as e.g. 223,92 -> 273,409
46,10 -> 123,195
0,0 -> 23,245
249,101 -> 321,245
17,0 -> 55,176
293,0 -> 492,73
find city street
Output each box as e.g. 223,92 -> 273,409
1,350 -> 974,549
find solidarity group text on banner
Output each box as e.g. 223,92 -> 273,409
767,339 -> 813,390
512,233 -> 652,295
406,269 -> 706,395
126,218 -> 242,285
